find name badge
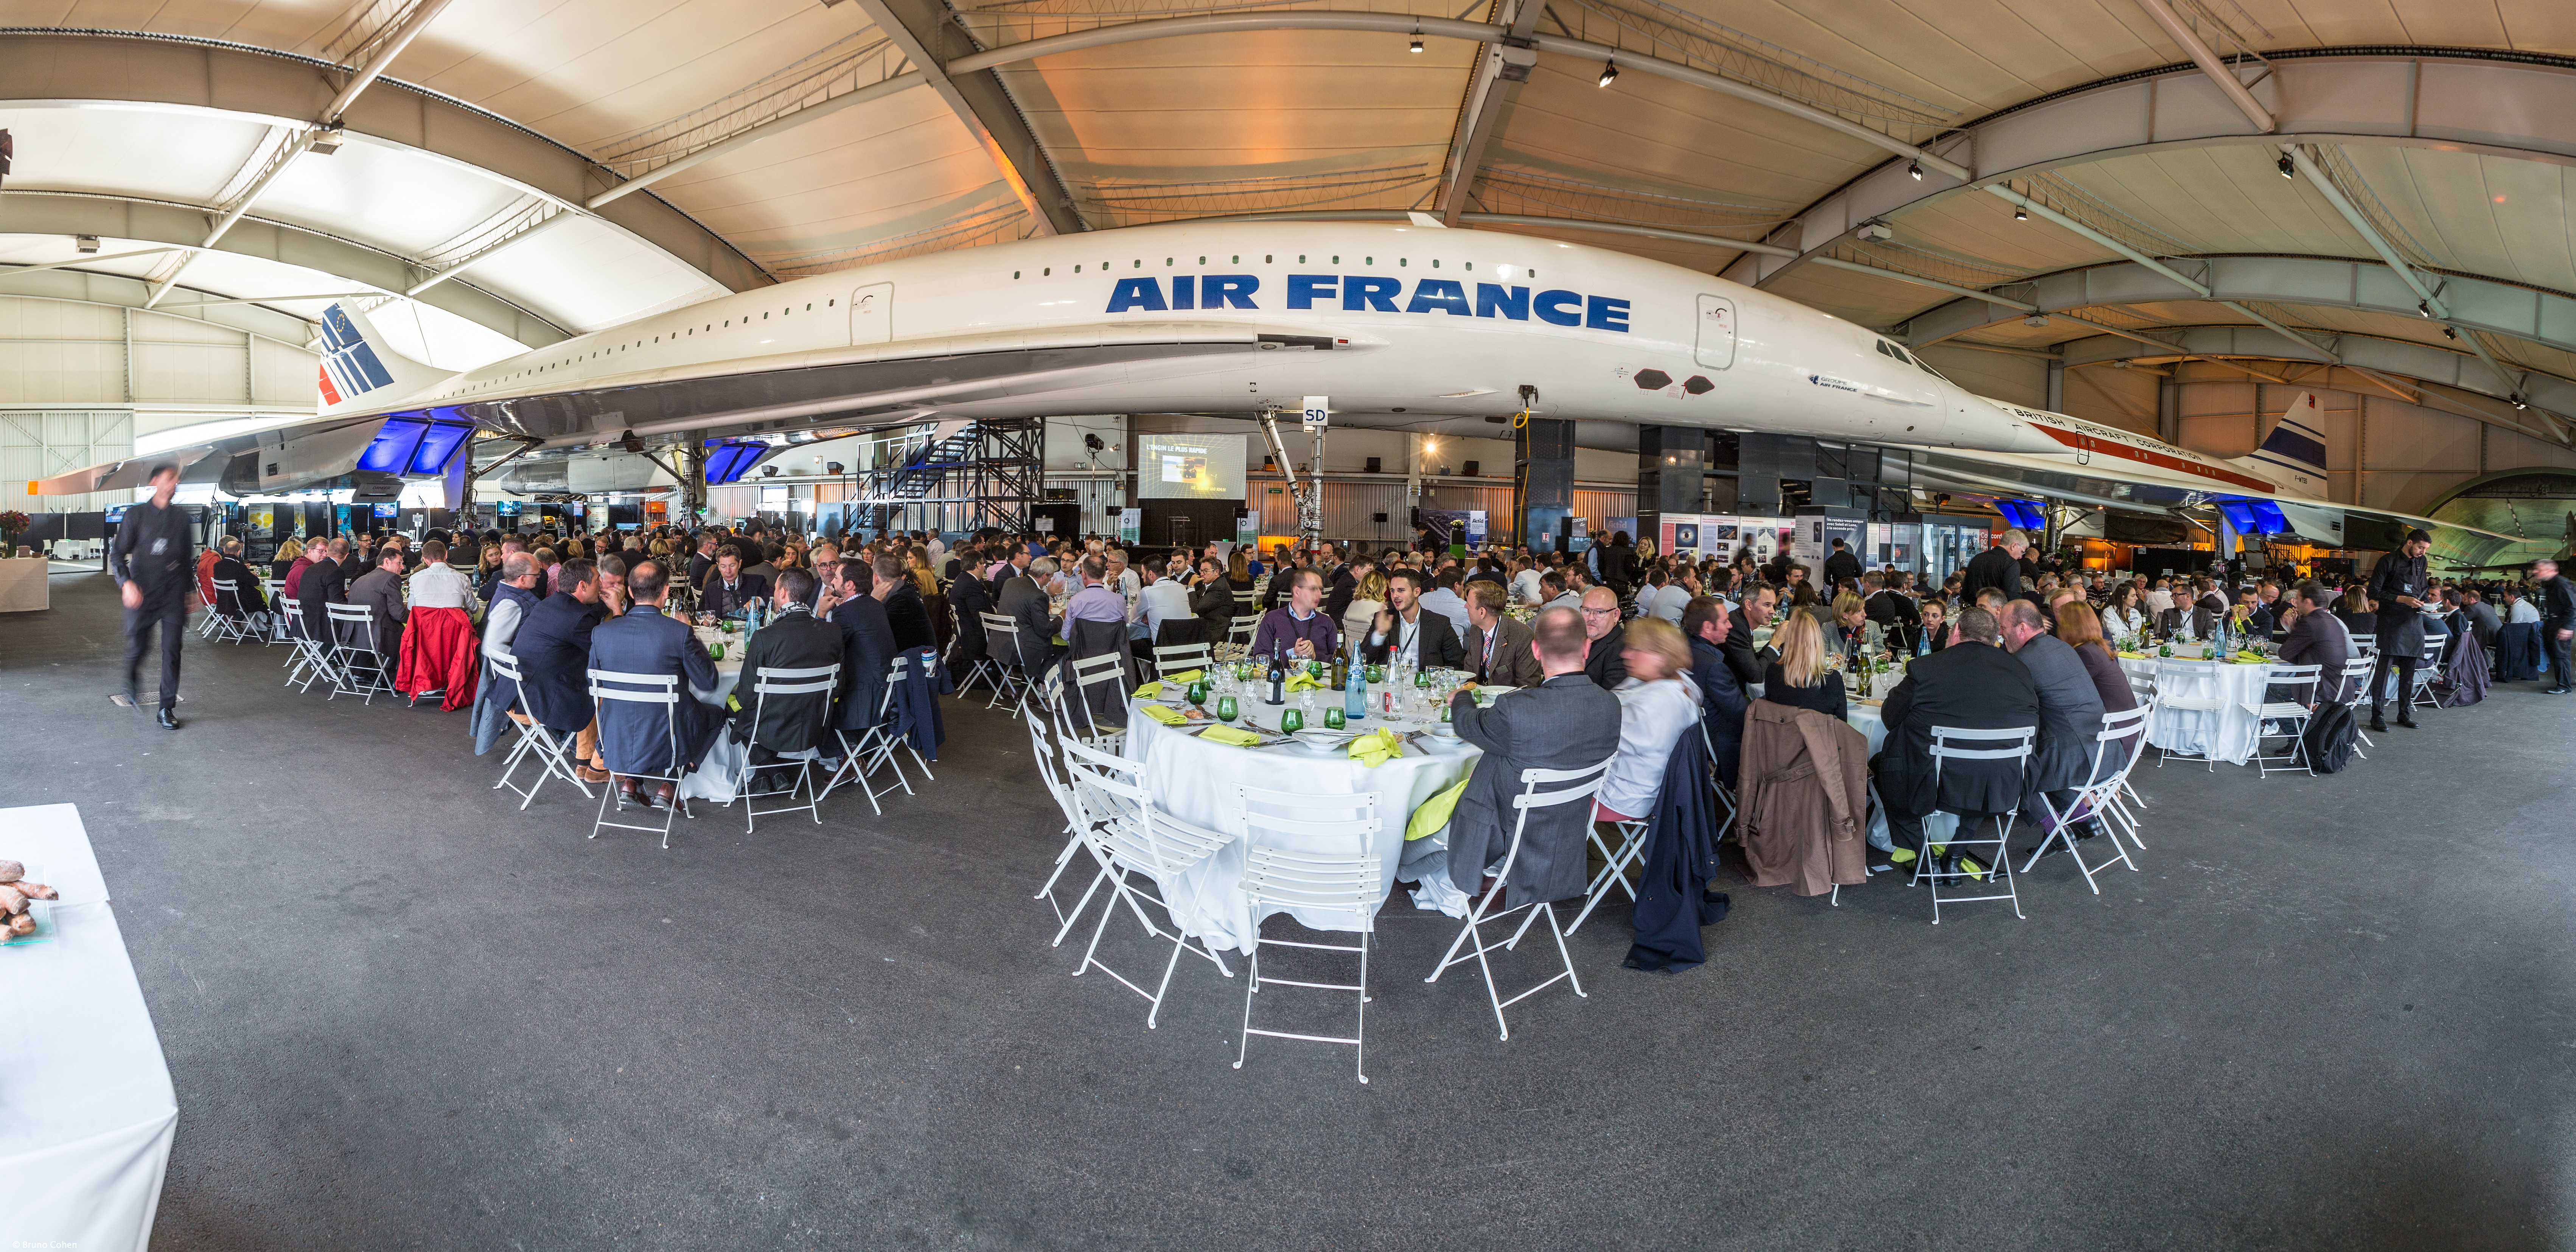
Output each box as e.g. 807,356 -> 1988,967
151,538 -> 168,555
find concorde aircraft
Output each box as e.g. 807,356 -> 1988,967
35,217 -> 2498,551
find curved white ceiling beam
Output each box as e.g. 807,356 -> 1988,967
942,13 -> 1974,181
2053,324 -> 2576,443
1723,51 -> 2576,295
1901,255 -> 2576,365
0,189 -> 571,345
0,31 -> 772,297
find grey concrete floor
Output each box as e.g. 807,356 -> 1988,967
5,569 -> 2571,1250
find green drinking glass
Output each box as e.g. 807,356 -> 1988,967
1323,707 -> 1346,730
1215,695 -> 1237,723
1365,665 -> 1385,685
1414,667 -> 1432,688
1279,708 -> 1305,735
1186,680 -> 1209,707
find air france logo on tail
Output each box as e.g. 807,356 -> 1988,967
316,303 -> 396,406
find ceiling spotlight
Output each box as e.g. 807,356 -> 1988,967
2013,204 -> 2028,221
2278,154 -> 2296,178
1083,431 -> 1105,452
1907,159 -> 1922,181
1598,61 -> 1618,88
73,235 -> 99,254
2443,326 -> 2459,339
1410,31 -> 1423,53
2417,300 -> 2432,318
2512,394 -> 2528,410
826,461 -> 844,475
761,465 -> 779,477
2024,314 -> 2051,327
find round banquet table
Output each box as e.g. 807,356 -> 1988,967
676,625 -> 749,803
1123,685 -> 1482,955
2118,652 -> 2273,766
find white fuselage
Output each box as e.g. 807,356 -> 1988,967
388,222 -> 2080,461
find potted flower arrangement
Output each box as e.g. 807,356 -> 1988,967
0,510 -> 28,557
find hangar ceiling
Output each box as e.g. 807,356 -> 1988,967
3,0 -> 2576,448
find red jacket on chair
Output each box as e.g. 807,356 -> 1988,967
396,605 -> 480,711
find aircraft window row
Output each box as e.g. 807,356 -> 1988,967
1013,257 -> 1518,280
438,298 -> 836,398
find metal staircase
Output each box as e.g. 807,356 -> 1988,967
847,416 -> 1042,535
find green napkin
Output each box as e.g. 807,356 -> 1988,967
1133,680 -> 1164,698
1160,669 -> 1205,686
1348,727 -> 1402,768
1199,726 -> 1260,747
1407,777 -> 1471,840
2117,651 -> 2150,660
1285,672 -> 1324,692
1140,703 -> 1187,725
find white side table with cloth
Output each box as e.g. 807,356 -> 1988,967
2119,655 -> 2271,766
1124,695 -> 1480,955
0,804 -> 177,1252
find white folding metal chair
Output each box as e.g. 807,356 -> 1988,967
2023,706 -> 2152,893
2094,692 -> 2158,846
1054,736 -> 1235,1028
2242,663 -> 2322,777
976,612 -> 1036,715
2148,659 -> 2223,771
818,670 -> 915,816
950,603 -> 1001,699
1026,712 -> 1093,927
1565,815 -> 1648,936
1228,613 -> 1260,650
1424,755 -> 1615,1041
263,580 -> 290,644
1911,725 -> 2035,924
488,654 -> 595,810
2406,638 -> 2443,715
1058,651 -> 1130,753
2339,656 -> 2378,759
1231,784 -> 1382,1083
733,662 -> 839,832
585,669 -> 696,849
281,610 -> 340,693
325,603 -> 396,703
207,578 -> 257,644
1150,641 -> 1214,680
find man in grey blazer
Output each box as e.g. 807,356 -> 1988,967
1459,582 -> 1543,688
1441,606 -> 1623,907
1999,599 -> 2106,802
341,545 -> 412,671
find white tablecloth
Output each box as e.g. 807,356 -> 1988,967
1124,690 -> 1480,955
2119,655 -> 2273,765
0,804 -> 177,1252
677,626 -> 748,803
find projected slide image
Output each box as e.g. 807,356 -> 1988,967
1136,432 -> 1246,499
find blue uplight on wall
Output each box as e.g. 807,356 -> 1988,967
409,423 -> 473,475
2249,500 -> 2289,534
356,418 -> 428,474
702,441 -> 774,484
2216,500 -> 2261,533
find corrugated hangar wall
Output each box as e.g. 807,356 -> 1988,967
2172,376 -> 2576,515
0,292 -> 319,514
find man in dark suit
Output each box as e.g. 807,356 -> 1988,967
1577,586 -> 1628,689
995,556 -> 1062,672
1722,583 -> 1780,688
875,552 -> 937,651
1684,596 -> 1750,789
110,463 -> 194,726
1360,568 -> 1465,669
1862,571 -> 1919,652
729,566 -> 843,793
699,548 -> 770,617
2537,558 -> 2576,695
687,532 -> 718,592
1324,552 -> 1365,625
1440,606 -> 1624,908
2366,529 -> 2434,729
1823,537 -> 1863,595
510,558 -> 612,784
297,537 -> 353,653
340,545 -> 412,673
1963,528 -> 2027,601
588,558 -> 722,809
2277,580 -> 2354,704
209,536 -> 269,630
1460,582 -> 1542,688
1873,606 -> 2040,870
824,557 -> 900,743
1999,599 -> 2107,807
945,549 -> 994,665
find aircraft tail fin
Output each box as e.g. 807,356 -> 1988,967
315,301 -> 455,414
2231,389 -> 2330,497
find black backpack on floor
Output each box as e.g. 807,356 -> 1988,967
2304,702 -> 2357,774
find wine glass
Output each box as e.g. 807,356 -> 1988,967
1280,707 -> 1305,735
1215,695 -> 1237,723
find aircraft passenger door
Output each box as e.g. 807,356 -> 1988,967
850,283 -> 893,346
1694,295 -> 1737,369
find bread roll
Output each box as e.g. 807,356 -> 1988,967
0,885 -> 23,915
12,881 -> 54,901
0,859 -> 21,883
5,912 -> 34,937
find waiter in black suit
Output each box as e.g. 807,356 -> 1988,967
2365,529 -> 2433,732
2536,558 -> 2575,695
110,463 -> 193,728
1962,528 -> 2027,601
298,537 -> 352,651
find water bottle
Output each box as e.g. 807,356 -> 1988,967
1916,628 -> 1930,658
2215,616 -> 2229,656
1344,638 -> 1368,723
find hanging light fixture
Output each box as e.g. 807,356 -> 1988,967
2013,204 -> 2028,221
2417,300 -> 2432,317
2278,154 -> 2297,178
1410,27 -> 1423,53
1907,159 -> 1922,181
1598,61 -> 1618,88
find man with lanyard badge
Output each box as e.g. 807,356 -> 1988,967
2365,528 -> 2434,733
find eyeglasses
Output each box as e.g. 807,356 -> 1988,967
1581,607 -> 1616,617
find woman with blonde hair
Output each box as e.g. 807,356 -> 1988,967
1595,615 -> 1702,823
1343,569 -> 1387,645
1758,605 -> 1848,720
269,537 -> 305,580
1830,590 -> 1886,660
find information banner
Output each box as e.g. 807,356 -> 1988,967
1117,507 -> 1141,544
